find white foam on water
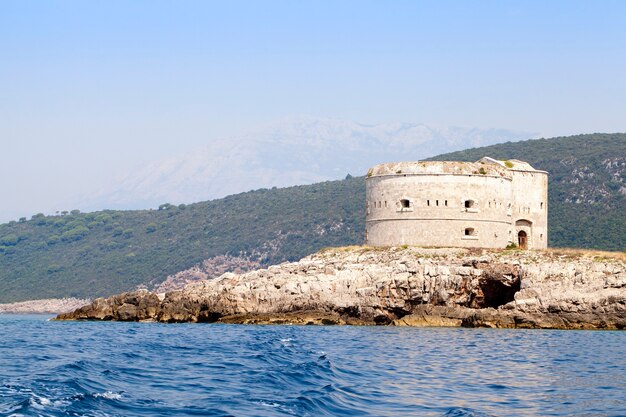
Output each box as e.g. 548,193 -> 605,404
29,394 -> 71,410
94,391 -> 122,400
29,394 -> 51,409
258,400 -> 280,408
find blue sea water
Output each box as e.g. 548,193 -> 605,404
0,315 -> 624,417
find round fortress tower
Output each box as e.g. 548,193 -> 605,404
365,157 -> 548,249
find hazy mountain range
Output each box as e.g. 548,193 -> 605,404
85,116 -> 537,210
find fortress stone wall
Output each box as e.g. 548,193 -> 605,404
365,157 -> 548,249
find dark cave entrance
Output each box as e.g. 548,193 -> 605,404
480,277 -> 521,308
471,264 -> 522,309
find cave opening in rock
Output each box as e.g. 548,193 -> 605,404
472,265 -> 522,309
479,276 -> 521,308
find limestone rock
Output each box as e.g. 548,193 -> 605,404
56,247 -> 626,330
0,298 -> 90,314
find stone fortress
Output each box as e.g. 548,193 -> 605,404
365,157 -> 548,249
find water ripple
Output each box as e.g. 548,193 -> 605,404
0,315 -> 624,416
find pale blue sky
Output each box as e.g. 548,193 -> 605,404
1,0 -> 626,221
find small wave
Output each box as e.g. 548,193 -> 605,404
93,391 -> 123,400
257,400 -> 280,408
442,407 -> 495,417
28,394 -> 71,410
485,383 -> 508,390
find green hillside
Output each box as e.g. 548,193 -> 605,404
0,133 -> 624,302
0,179 -> 364,302
428,133 -> 625,251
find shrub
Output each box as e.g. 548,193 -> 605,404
33,214 -> 47,225
47,235 -> 61,245
62,220 -> 86,232
0,234 -> 19,246
101,240 -> 121,251
158,203 -> 174,211
61,226 -> 90,242
0,246 -> 16,255
94,213 -> 112,223
146,223 -> 157,233
51,218 -> 66,228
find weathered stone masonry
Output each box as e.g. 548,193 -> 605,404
365,157 -> 548,249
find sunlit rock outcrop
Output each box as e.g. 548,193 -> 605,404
57,247 -> 626,330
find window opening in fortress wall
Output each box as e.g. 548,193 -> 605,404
464,200 -> 474,209
445,200 -> 448,206
464,228 -> 476,236
400,199 -> 410,208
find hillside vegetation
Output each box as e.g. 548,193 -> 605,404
0,133 -> 624,302
0,179 -> 364,302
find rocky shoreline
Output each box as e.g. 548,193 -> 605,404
1,298 -> 91,314
57,247 -> 626,330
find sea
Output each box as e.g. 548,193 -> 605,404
0,315 -> 624,417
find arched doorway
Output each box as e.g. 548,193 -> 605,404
515,219 -> 532,250
518,230 -> 528,249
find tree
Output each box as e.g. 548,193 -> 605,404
47,235 -> 61,245
0,234 -> 18,246
61,226 -> 89,242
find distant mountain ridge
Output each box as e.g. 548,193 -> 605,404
84,116 -> 536,210
0,132 -> 623,303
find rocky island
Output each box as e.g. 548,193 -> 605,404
57,246 -> 626,330
0,297 -> 90,314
